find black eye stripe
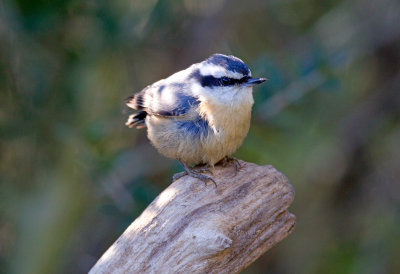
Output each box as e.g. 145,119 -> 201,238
189,70 -> 249,88
200,76 -> 248,88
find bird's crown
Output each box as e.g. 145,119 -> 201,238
190,54 -> 253,88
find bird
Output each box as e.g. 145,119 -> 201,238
125,53 -> 266,185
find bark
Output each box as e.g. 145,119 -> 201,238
90,161 -> 295,274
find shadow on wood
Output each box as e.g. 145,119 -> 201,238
90,160 -> 296,274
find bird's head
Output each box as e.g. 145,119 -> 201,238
189,53 -> 266,106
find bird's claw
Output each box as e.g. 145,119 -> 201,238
172,171 -> 187,182
173,163 -> 217,187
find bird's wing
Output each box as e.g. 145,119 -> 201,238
125,81 -> 198,117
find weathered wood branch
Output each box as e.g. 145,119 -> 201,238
90,161 -> 295,274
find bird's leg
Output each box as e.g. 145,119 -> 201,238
172,162 -> 217,187
218,156 -> 242,174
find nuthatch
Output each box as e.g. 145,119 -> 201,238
125,54 -> 266,184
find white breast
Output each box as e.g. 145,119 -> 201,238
197,86 -> 254,165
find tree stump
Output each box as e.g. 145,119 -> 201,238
89,160 -> 295,273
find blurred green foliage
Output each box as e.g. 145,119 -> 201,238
1,0 -> 400,273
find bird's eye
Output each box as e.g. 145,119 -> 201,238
220,77 -> 230,85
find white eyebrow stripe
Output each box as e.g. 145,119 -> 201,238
198,63 -> 244,79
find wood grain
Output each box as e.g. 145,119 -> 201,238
90,161 -> 295,274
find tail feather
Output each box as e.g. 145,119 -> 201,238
125,94 -> 145,110
125,111 -> 147,129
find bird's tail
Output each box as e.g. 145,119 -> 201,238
125,111 -> 147,129
125,94 -> 145,110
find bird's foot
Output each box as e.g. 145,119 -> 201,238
218,156 -> 242,175
173,163 -> 216,187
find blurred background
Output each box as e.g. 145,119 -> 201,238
1,0 -> 400,273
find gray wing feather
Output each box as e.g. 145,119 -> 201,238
126,81 -> 198,117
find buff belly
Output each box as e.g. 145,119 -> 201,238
146,114 -> 250,167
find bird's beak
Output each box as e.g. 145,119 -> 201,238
242,77 -> 267,87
